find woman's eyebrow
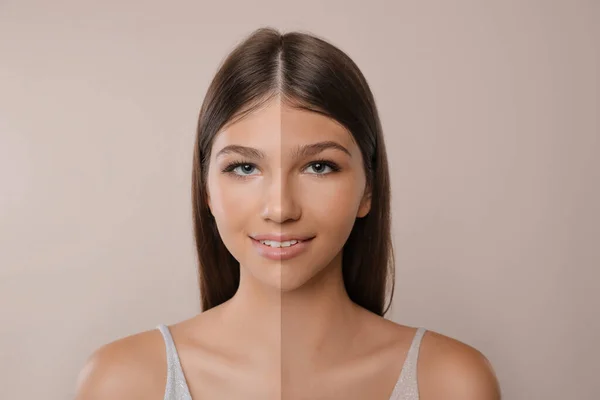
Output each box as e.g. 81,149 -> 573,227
216,141 -> 352,160
216,145 -> 264,160
291,141 -> 352,159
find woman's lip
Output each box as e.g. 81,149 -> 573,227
250,234 -> 315,241
250,237 -> 314,261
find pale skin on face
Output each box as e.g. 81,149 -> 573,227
205,95 -> 372,374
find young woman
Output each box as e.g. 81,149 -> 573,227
75,28 -> 501,400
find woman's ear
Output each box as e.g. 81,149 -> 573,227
357,186 -> 372,218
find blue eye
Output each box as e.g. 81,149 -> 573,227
305,159 -> 341,176
221,162 -> 258,178
221,159 -> 341,179
233,164 -> 258,176
306,162 -> 334,175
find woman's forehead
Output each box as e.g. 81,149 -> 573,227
214,102 -> 354,150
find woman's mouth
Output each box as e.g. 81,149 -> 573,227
250,237 -> 314,260
258,239 -> 302,248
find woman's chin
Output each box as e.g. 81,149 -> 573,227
251,269 -> 312,293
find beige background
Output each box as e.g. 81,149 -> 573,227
1,1 -> 598,399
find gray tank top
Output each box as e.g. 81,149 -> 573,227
157,324 -> 426,400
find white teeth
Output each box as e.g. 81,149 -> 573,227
259,239 -> 300,248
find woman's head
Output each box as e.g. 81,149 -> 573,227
192,27 -> 395,316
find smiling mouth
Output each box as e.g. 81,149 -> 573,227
257,239 -> 305,248
249,236 -> 315,260
251,237 -> 314,246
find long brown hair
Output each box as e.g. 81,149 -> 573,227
191,27 -> 395,317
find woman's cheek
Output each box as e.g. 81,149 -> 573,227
209,176 -> 251,216
309,187 -> 358,229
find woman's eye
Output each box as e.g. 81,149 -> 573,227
224,160 -> 340,178
232,164 -> 258,176
305,162 -> 334,175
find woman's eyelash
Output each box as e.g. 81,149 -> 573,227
309,159 -> 341,173
221,159 -> 341,177
221,160 -> 250,174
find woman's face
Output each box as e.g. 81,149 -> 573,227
206,98 -> 371,292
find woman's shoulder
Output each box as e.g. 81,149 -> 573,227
358,312 -> 500,399
413,327 -> 502,400
74,326 -> 168,400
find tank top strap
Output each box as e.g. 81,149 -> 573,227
389,327 -> 427,400
156,324 -> 193,400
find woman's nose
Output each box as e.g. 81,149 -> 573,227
259,175 -> 301,224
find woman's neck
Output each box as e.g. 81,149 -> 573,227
218,257 -> 365,372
